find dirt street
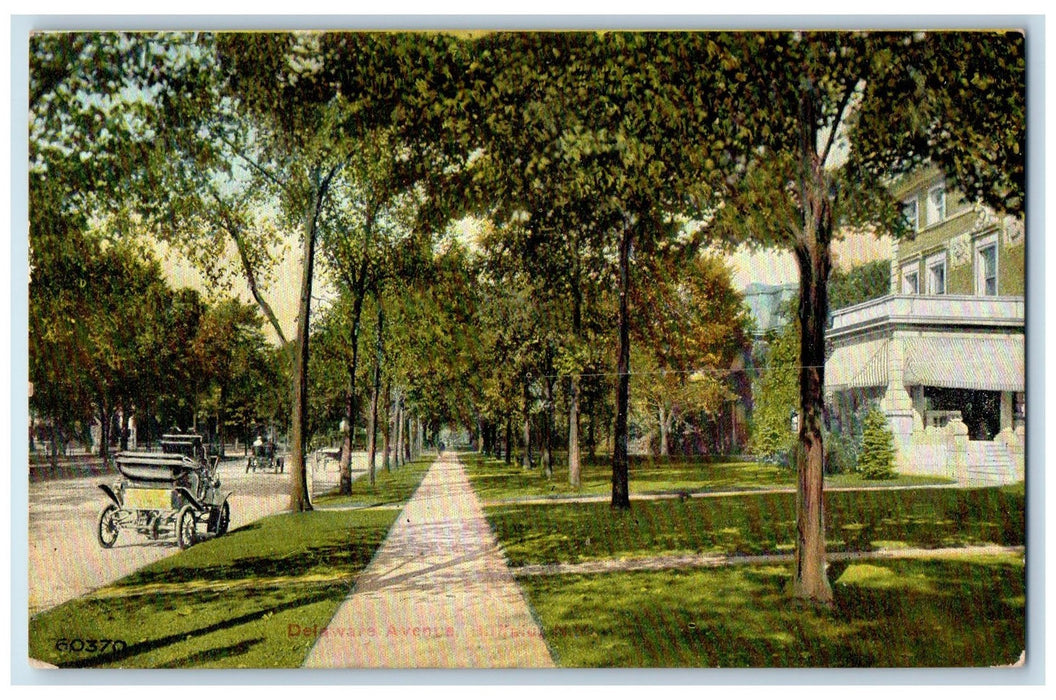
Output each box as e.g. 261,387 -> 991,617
28,451 -> 366,616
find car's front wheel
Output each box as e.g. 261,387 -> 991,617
97,504 -> 120,548
176,506 -> 197,549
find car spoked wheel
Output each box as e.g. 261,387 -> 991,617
97,504 -> 120,548
176,506 -> 198,549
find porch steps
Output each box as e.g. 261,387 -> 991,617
966,440 -> 1017,486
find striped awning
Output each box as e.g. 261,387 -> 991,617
903,335 -> 1024,392
826,339 -> 890,391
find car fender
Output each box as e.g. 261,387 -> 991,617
98,483 -> 122,507
204,489 -> 233,510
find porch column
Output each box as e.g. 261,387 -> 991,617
946,417 -> 970,483
997,392 -> 1023,480
881,335 -> 916,471
999,392 -> 1014,437
911,385 -> 926,434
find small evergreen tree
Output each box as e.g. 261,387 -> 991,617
858,407 -> 896,479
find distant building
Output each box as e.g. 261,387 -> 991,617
825,167 -> 1025,485
743,282 -> 798,338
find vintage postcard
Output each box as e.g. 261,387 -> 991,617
21,22 -> 1032,677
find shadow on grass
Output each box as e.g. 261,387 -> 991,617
156,638 -> 265,668
521,557 -> 1024,667
485,487 -> 1025,566
60,587 -> 341,668
117,539 -> 380,588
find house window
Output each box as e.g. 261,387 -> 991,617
926,252 -> 946,295
975,235 -> 999,296
901,262 -> 919,295
902,197 -> 919,232
926,185 -> 946,226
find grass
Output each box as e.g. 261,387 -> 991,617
518,553 -> 1025,667
29,460 -> 431,669
313,456 -> 433,507
463,452 -> 952,503
484,484 -> 1024,566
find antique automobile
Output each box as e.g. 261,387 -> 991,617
246,440 -> 284,473
97,433 -> 232,550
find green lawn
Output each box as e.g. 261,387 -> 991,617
463,452 -> 952,502
313,455 -> 433,507
485,484 -> 1024,566
29,460 -> 432,669
519,553 -> 1025,667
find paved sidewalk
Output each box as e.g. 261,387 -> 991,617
304,452 -> 554,668
511,544 -> 1025,577
481,481 -> 963,508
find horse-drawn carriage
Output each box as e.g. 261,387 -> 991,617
97,434 -> 232,550
246,440 -> 284,473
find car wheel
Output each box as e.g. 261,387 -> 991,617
97,504 -> 120,548
176,506 -> 197,549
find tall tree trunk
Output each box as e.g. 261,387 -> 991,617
339,292 -> 366,495
119,404 -> 130,452
50,418 -> 59,468
587,402 -> 597,461
381,380 -> 392,472
567,231 -> 584,486
658,404 -> 671,458
98,404 -> 112,462
542,370 -> 554,479
366,303 -> 384,486
791,81 -> 834,604
521,377 -> 533,469
403,409 -> 411,462
288,165 -> 338,513
568,376 -> 582,487
611,219 -> 633,510
504,412 -> 512,464
217,385 -> 227,455
392,403 -> 399,468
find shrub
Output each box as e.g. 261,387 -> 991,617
825,428 -> 860,475
825,410 -> 864,475
858,407 -> 896,479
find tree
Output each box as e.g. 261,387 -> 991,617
217,33 -> 366,511
749,317 -> 801,464
29,32 -> 330,510
706,31 -> 1025,603
28,33 -> 222,458
190,300 -> 276,448
315,125 -> 431,494
858,407 -> 896,480
447,32 -> 732,507
829,259 -> 890,312
29,227 -> 209,460
631,251 -> 752,455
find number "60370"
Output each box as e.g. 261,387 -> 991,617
54,638 -> 126,653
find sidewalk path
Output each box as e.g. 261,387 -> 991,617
303,452 -> 554,668
481,481 -> 964,508
511,544 -> 1025,577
